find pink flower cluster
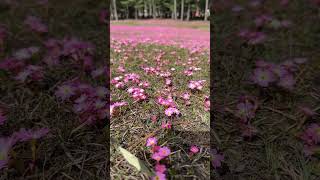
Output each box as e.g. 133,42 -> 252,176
238,29 -> 267,45
146,137 -> 171,180
44,37 -> 95,70
110,101 -> 128,117
111,25 -> 209,52
55,80 -> 108,124
300,123 -> 320,156
188,80 -> 206,90
251,59 -> 307,90
234,95 -> 259,137
127,87 -> 147,101
24,15 -> 48,33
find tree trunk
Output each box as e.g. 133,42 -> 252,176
195,0 -> 200,17
174,0 -> 177,20
126,5 -> 129,19
152,0 -> 156,18
186,3 -> 190,21
149,0 -> 152,18
112,0 -> 118,21
204,0 -> 209,20
144,0 -> 148,18
180,0 -> 184,20
135,7 -> 138,19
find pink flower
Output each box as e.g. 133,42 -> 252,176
155,164 -> 167,173
110,101 -> 128,117
24,15 -> 48,33
211,149 -> 224,168
151,115 -> 157,122
157,146 -> 171,157
165,107 -> 180,117
181,93 -> 190,100
161,121 -> 172,129
152,152 -> 164,161
301,123 -> 320,145
251,68 -> 276,87
14,128 -> 49,142
204,96 -> 210,111
55,85 -> 76,101
190,145 -> 199,154
188,80 -> 205,90
277,74 -> 295,90
152,171 -> 166,180
146,137 -> 158,147
117,66 -> 125,73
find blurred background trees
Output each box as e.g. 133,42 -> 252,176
110,0 -> 211,21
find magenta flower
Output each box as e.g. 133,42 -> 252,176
155,163 -> 167,173
13,46 -> 40,60
24,15 -> 48,33
251,68 -> 276,87
152,152 -> 164,162
157,146 -> 171,157
235,102 -> 256,122
55,85 -> 76,101
15,128 -> 49,142
161,121 -> 172,129
300,123 -> 320,145
0,58 -> 25,73
211,149 -> 224,168
152,171 -> 166,180
188,80 -> 206,90
204,96 -> 210,111
165,107 -> 180,117
14,65 -> 44,83
277,74 -> 295,90
110,101 -> 128,117
146,137 -> 158,147
181,92 -> 190,100
190,145 -> 199,154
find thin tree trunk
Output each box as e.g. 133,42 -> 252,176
144,0 -> 148,18
112,0 -> 118,21
174,0 -> 177,20
149,0 -> 152,18
135,7 -> 138,19
180,0 -> 184,20
186,3 -> 190,21
152,0 -> 156,18
204,0 -> 209,20
126,5 -> 129,19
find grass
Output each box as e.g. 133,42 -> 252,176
110,42 -> 210,179
212,0 -> 320,179
0,0 -> 108,179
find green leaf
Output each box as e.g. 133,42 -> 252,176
118,146 -> 154,176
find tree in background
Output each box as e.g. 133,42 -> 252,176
111,0 -> 210,21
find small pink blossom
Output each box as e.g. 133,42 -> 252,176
24,15 -> 48,33
190,145 -> 199,154
146,137 -> 158,147
157,146 -> 171,157
155,164 -> 167,173
14,128 -> 49,142
165,107 -> 180,117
